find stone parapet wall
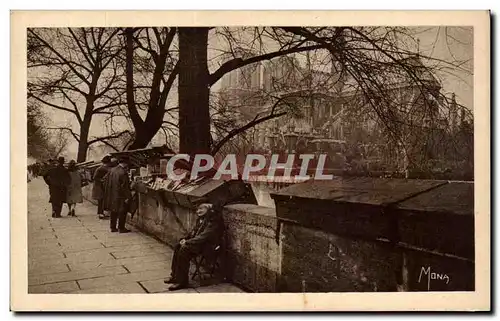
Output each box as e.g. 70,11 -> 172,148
223,204 -> 279,292
271,178 -> 475,292
82,177 -> 475,293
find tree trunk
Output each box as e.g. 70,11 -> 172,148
76,76 -> 99,162
77,124 -> 90,162
127,128 -> 157,150
178,27 -> 211,156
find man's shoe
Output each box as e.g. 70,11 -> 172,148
168,283 -> 188,291
98,214 -> 105,219
111,228 -> 118,232
164,277 -> 176,284
119,228 -> 131,233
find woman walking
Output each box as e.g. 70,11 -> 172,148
66,160 -> 83,216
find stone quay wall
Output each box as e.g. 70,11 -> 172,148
83,177 -> 474,292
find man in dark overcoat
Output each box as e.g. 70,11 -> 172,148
164,203 -> 225,291
102,157 -> 132,233
43,157 -> 70,218
92,155 -> 111,219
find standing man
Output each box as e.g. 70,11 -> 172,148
43,157 -> 70,218
102,157 -> 132,233
92,155 -> 111,219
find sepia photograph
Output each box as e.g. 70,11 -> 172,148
11,10 -> 490,311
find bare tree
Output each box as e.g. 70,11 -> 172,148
27,27 -> 128,162
58,25 -> 471,179
123,27 -> 179,150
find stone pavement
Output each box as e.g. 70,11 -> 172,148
28,177 -> 244,294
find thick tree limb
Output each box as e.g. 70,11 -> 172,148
211,110 -> 287,156
134,37 -> 159,62
158,63 -> 179,109
58,90 -> 83,124
209,44 -> 324,86
125,28 -> 143,129
147,28 -> 177,114
162,28 -> 177,53
28,62 -> 67,68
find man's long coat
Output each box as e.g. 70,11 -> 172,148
92,164 -> 110,200
102,165 -> 131,213
183,209 -> 225,253
43,165 -> 70,204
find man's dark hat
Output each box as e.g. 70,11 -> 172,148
102,155 -> 111,163
57,157 -> 65,164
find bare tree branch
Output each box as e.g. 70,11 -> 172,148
209,44 -> 324,86
47,126 -> 80,142
211,96 -> 289,155
68,28 -> 95,68
29,93 -> 79,117
88,130 -> 132,146
28,29 -> 91,86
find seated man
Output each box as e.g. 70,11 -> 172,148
164,203 -> 224,291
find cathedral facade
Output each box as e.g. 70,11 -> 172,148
216,54 -> 472,179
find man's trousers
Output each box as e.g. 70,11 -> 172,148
97,199 -> 104,215
51,201 -> 63,217
170,243 -> 197,285
110,209 -> 127,230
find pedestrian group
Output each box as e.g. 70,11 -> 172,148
38,154 -> 225,290
40,155 -> 133,234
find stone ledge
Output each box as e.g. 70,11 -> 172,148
223,204 -> 278,231
272,179 -> 474,258
225,204 -> 276,217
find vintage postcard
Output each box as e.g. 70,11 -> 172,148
11,10 -> 490,311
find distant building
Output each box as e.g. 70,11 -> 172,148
216,54 -> 472,179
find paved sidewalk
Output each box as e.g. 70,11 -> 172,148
28,177 -> 244,294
